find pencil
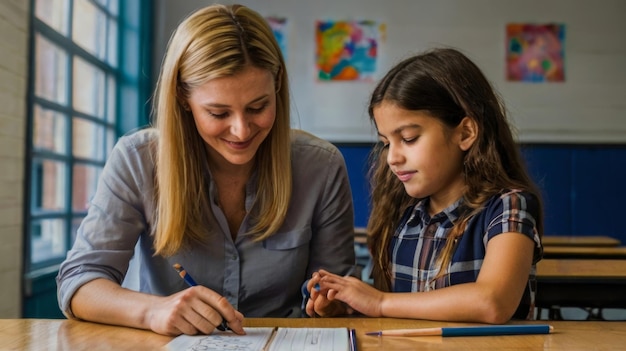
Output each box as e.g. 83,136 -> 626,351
365,324 -> 554,337
172,263 -> 230,331
172,263 -> 198,287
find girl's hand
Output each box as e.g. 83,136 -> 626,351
316,269 -> 385,317
305,272 -> 350,317
147,285 -> 245,336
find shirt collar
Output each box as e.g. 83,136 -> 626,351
407,197 -> 465,226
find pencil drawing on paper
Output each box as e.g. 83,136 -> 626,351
165,327 -> 274,351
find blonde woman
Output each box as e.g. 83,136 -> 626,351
57,4 -> 355,336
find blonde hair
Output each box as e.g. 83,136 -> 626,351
152,4 -> 291,256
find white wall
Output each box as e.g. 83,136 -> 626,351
0,0 -> 28,317
154,0 -> 626,143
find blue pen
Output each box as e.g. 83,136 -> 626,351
349,328 -> 358,351
302,266 -> 356,301
173,263 -> 230,331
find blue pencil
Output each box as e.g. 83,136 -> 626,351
173,263 -> 198,287
172,263 -> 230,331
365,324 -> 553,337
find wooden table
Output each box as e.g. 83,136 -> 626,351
2,318 -> 626,350
542,235 -> 621,247
543,246 -> 626,259
536,259 -> 626,319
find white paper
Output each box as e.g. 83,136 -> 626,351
166,327 -> 275,351
166,327 -> 348,351
269,328 -> 349,351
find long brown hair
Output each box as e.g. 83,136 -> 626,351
152,4 -> 291,256
367,48 -> 543,290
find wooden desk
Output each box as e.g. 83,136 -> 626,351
542,235 -> 621,247
2,318 -> 626,350
355,227 -> 367,244
537,259 -> 626,279
536,259 -> 626,317
355,233 -> 624,248
542,246 -> 626,259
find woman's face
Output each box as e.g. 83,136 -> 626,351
187,65 -> 276,172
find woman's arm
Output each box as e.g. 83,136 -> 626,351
58,131 -> 244,335
307,144 -> 356,276
70,278 -> 244,335
296,136 -> 356,317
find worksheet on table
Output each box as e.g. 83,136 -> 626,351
166,327 -> 274,351
166,327 -> 349,351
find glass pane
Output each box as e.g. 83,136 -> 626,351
106,128 -> 116,159
108,0 -> 119,16
35,0 -> 69,35
72,0 -> 107,60
73,56 -> 105,119
71,217 -> 85,245
33,105 -> 67,154
73,117 -> 105,160
35,34 -> 68,105
72,163 -> 102,211
106,74 -> 116,123
30,218 -> 67,264
32,159 -> 67,212
107,19 -> 118,67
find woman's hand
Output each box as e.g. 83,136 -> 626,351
315,269 -> 385,317
147,285 -> 245,336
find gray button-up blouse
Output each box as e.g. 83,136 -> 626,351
56,128 -> 356,319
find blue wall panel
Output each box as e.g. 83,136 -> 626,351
336,144 -> 373,228
570,146 -> 626,244
520,145 -> 573,235
338,143 -> 626,244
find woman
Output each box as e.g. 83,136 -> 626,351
57,4 -> 355,336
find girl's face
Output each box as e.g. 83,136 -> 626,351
374,101 -> 471,213
187,65 -> 276,172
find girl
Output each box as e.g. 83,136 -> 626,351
307,48 -> 543,323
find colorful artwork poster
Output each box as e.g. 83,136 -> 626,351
316,20 -> 379,81
266,16 -> 288,61
506,23 -> 565,82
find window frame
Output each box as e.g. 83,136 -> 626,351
23,0 -> 153,276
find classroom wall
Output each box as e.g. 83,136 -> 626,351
153,0 -> 626,243
154,0 -> 626,144
0,0 -> 28,318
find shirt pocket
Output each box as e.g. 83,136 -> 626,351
263,227 -> 312,250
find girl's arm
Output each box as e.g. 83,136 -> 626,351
320,232 -> 534,323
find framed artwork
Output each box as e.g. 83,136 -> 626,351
506,23 -> 565,82
266,16 -> 289,61
315,20 -> 381,81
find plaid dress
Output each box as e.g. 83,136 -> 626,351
390,190 -> 543,319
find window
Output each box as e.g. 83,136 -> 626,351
24,0 -> 152,296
